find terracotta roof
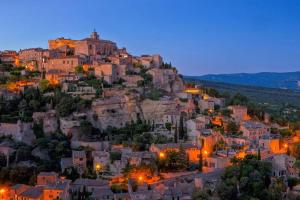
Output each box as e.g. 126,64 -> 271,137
19,186 -> 44,198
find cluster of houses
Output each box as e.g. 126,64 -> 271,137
184,89 -> 299,181
0,32 -> 300,199
0,30 -> 167,88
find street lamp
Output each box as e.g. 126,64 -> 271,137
159,152 -> 165,159
138,176 -> 143,182
0,188 -> 6,200
95,164 -> 103,178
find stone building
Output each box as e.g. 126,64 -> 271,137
36,172 -> 59,186
48,31 -> 118,59
135,54 -> 162,68
18,48 -> 49,70
45,55 -> 87,73
228,105 -> 249,122
149,142 -> 200,163
240,120 -> 270,141
72,150 -> 87,174
0,120 -> 35,145
93,62 -> 118,84
0,50 -> 18,64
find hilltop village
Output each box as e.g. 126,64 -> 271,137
0,31 -> 300,200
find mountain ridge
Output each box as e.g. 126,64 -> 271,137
185,71 -> 300,91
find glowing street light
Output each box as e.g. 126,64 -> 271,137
138,176 -> 143,181
96,164 -> 101,170
159,152 -> 165,159
0,188 -> 6,200
284,144 -> 288,148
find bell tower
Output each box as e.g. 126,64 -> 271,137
90,29 -> 99,40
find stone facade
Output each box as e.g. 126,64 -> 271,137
49,31 -> 117,58
45,56 -> 86,73
93,62 -> 118,84
0,121 -> 35,145
18,48 -> 49,70
148,68 -> 184,93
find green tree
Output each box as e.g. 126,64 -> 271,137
174,123 -> 178,143
75,65 -> 84,74
62,167 -> 80,181
158,146 -> 188,172
257,147 -> 261,160
165,122 -> 172,131
217,155 -> 279,200
192,190 -> 210,200
279,129 -> 293,137
109,152 -> 122,163
39,79 -> 49,92
287,177 -> 299,190
227,121 -> 239,134
79,120 -> 93,139
179,114 -> 185,139
133,132 -> 154,151
18,99 -> 32,122
55,96 -> 76,117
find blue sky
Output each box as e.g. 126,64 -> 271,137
1,0 -> 300,75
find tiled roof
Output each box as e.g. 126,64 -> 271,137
19,186 -> 44,198
72,178 -> 109,187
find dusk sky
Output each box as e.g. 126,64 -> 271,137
1,0 -> 300,75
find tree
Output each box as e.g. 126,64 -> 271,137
279,129 -> 293,137
221,108 -> 232,117
133,132 -> 154,151
55,96 -> 76,117
39,79 -> 49,92
174,123 -> 178,143
227,121 -> 239,134
0,153 -> 6,167
229,93 -> 249,106
287,177 -> 299,190
18,99 -> 32,122
192,190 -> 210,200
8,166 -> 36,185
179,114 -> 185,139
75,65 -> 84,74
158,146 -> 188,172
165,122 -> 172,131
110,152 -> 122,163
217,155 -> 280,200
62,167 -> 79,181
79,120 -> 93,139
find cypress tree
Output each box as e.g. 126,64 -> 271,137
174,123 -> 178,143
179,114 -> 184,139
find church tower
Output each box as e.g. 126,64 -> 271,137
90,29 -> 100,40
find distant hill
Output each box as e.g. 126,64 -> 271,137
185,71 -> 300,91
183,78 -> 300,107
